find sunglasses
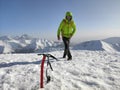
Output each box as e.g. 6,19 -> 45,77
66,16 -> 72,20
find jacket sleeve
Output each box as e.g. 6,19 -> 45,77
57,20 -> 64,36
71,21 -> 76,36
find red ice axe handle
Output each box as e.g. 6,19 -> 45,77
40,55 -> 46,88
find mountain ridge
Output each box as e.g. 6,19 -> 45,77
0,34 -> 61,53
0,35 -> 120,53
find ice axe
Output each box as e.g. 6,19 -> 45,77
38,54 -> 58,88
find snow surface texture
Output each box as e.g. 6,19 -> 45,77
0,50 -> 120,90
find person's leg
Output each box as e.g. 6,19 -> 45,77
66,39 -> 72,60
62,37 -> 67,58
62,37 -> 72,60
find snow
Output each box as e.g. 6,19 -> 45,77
0,41 -> 13,54
73,40 -> 104,50
0,50 -> 120,90
0,35 -> 58,54
103,37 -> 120,52
103,37 -> 120,44
1,35 -> 120,54
101,41 -> 116,53
0,35 -> 120,89
73,40 -> 119,52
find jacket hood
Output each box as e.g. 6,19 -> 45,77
65,11 -> 72,17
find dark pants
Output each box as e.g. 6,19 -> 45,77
62,37 -> 72,58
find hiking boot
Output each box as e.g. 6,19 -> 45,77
63,56 -> 66,58
67,57 -> 72,60
63,55 -> 66,58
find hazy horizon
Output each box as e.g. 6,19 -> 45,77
0,33 -> 120,44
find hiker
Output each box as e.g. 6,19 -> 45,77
57,11 -> 76,60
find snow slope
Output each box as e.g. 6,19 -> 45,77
103,37 -> 120,52
73,40 -> 116,52
103,37 -> 120,44
0,50 -> 120,90
0,40 -> 13,54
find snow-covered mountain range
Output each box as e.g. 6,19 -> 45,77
0,35 -> 120,54
0,34 -> 62,54
73,37 -> 120,52
73,40 -> 120,52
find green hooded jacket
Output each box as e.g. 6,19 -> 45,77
57,12 -> 76,38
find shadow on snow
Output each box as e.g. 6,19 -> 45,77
0,60 -> 42,68
0,58 -> 59,68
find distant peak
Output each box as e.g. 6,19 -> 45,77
20,34 -> 32,39
103,37 -> 120,44
0,36 -> 11,41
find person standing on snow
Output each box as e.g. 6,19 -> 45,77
57,11 -> 76,60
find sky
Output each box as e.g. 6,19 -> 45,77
0,0 -> 120,42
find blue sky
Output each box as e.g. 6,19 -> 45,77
0,0 -> 120,42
